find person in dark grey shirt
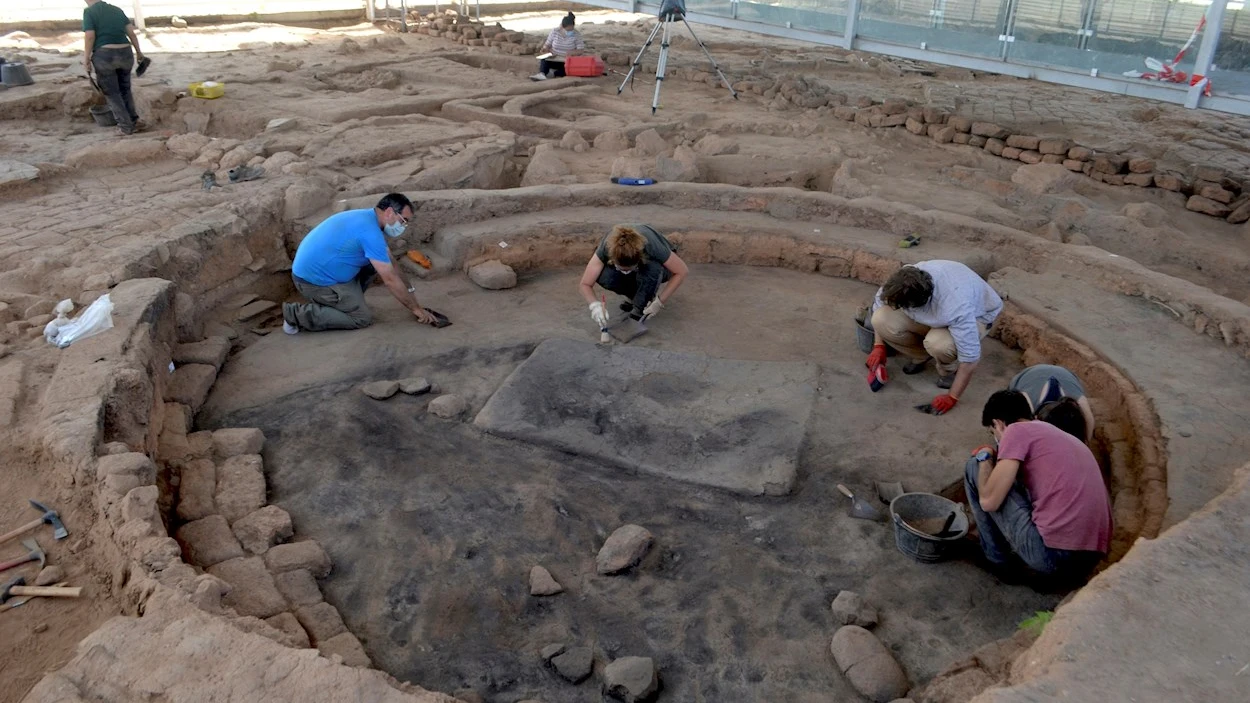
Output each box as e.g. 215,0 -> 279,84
578,224 -> 689,330
1009,364 -> 1095,443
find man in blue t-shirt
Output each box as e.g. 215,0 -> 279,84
283,193 -> 436,334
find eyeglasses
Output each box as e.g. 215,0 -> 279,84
394,209 -> 410,226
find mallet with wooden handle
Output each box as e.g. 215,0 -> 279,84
1,576 -> 81,604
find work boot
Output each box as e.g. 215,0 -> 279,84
903,358 -> 929,375
936,373 -> 956,389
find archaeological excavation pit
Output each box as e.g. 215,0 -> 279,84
4,9 -> 1249,703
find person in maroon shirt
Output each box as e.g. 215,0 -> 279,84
965,390 -> 1112,585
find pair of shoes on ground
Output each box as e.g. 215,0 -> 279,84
902,357 -> 956,388
529,70 -> 556,81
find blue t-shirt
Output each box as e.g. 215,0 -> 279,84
292,209 -> 391,286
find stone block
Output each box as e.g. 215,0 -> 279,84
215,454 -> 266,524
1227,200 -> 1250,224
1005,135 -> 1040,150
830,626 -> 910,703
165,363 -> 217,411
854,110 -> 874,127
1067,145 -> 1092,160
1001,146 -> 1023,160
970,122 -> 1009,139
632,129 -> 669,157
274,568 -> 323,606
177,458 -> 217,521
921,106 -> 948,124
295,602 -> 347,645
1124,173 -> 1154,187
97,453 -> 156,485
207,556 -> 288,619
284,180 -> 335,221
520,151 -> 571,187
834,106 -> 857,121
947,115 -> 972,133
603,656 -> 659,702
266,612 -> 311,648
265,540 -> 332,578
232,505 -> 294,555
177,515 -> 245,567
904,118 -> 925,135
968,135 -> 987,147
1038,138 -> 1072,155
881,98 -> 908,115
530,565 -> 563,596
212,428 -> 265,458
551,647 -> 593,683
1186,195 -> 1231,217
594,131 -> 630,152
694,134 -> 739,156
1092,153 -> 1128,174
173,337 -> 230,370
1198,183 -> 1234,204
1062,159 -> 1085,172
868,113 -> 886,128
597,524 -> 654,575
1154,173 -> 1186,191
1017,150 -> 1042,165
951,132 -> 971,145
881,113 -> 908,128
1128,157 -> 1156,174
1041,154 -> 1065,164
428,394 -> 468,420
320,631 -> 372,667
468,260 -> 517,290
984,138 -> 1005,156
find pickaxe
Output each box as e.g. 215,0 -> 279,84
0,538 -> 43,574
0,500 -> 68,548
0,576 -> 81,610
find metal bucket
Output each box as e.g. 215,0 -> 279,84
90,105 -> 117,127
889,492 -> 968,563
1,61 -> 34,87
853,309 -> 897,356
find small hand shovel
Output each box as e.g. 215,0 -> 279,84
837,484 -> 886,522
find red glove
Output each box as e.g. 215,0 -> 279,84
866,363 -> 888,392
865,343 -> 887,369
930,394 -> 959,415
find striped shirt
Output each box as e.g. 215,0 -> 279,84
545,28 -> 585,58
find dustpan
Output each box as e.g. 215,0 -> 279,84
607,314 -> 649,343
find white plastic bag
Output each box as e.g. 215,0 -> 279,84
42,299 -> 75,344
48,294 -> 114,348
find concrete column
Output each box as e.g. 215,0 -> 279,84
1192,0 -> 1228,79
132,0 -> 145,29
843,0 -> 860,50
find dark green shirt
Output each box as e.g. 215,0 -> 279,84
83,2 -> 131,51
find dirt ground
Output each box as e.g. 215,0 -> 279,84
200,267 -> 1057,702
0,6 -> 1248,702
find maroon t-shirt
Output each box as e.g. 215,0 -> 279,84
997,420 -> 1112,553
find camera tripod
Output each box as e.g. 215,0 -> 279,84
617,11 -> 738,114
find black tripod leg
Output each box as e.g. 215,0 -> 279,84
619,20 -> 664,95
681,17 -> 738,100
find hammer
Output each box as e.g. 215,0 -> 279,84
1,576 -> 81,604
0,538 -> 43,574
0,500 -> 69,548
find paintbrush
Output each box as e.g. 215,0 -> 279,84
599,294 -> 610,344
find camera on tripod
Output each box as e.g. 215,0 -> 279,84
658,0 -> 686,19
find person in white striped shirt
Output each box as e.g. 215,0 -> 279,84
531,12 -> 585,81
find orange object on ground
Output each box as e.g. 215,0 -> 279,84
565,56 -> 605,77
406,250 -> 432,269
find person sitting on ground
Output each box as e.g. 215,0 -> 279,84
579,224 -> 689,330
965,390 -> 1111,585
282,193 -> 437,334
1008,364 -> 1095,443
531,12 -> 585,81
82,0 -> 147,135
864,260 -> 1003,415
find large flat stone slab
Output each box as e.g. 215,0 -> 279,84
473,338 -> 817,495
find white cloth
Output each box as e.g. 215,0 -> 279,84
872,260 -> 1002,364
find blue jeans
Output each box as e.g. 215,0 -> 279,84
963,458 -> 1100,578
596,260 -> 670,316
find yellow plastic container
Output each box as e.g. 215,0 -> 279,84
189,81 -> 225,99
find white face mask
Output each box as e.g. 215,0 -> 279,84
384,220 -> 406,238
